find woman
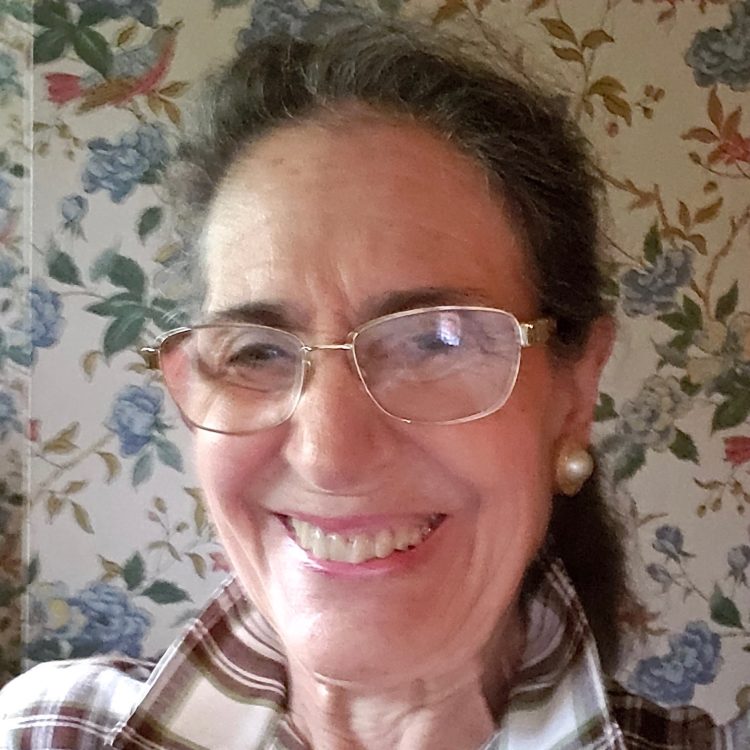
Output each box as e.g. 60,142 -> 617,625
2,11 -> 747,750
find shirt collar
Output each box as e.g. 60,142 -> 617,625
110,556 -> 625,750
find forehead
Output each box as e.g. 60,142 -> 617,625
203,115 -> 536,326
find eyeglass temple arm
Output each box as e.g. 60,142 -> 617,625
520,318 -> 556,347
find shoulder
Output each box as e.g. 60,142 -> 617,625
606,678 -> 750,750
0,656 -> 154,750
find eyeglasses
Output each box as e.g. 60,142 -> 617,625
140,306 -> 555,435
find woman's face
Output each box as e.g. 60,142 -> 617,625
196,116 -> 597,686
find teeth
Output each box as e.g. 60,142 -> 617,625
288,516 -> 440,564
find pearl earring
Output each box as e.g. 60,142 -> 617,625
555,447 -> 594,496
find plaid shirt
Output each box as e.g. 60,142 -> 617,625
2,558 -> 748,750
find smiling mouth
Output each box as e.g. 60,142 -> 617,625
284,514 -> 446,564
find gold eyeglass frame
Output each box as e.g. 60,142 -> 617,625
140,305 -> 556,434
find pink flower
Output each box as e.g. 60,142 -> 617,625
717,133 -> 750,165
209,550 -> 231,573
724,436 -> 750,467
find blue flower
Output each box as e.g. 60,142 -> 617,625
106,385 -> 164,456
60,194 -> 88,234
628,622 -> 722,706
620,247 -> 692,317
29,279 -> 64,349
0,51 -> 22,101
685,1 -> 750,92
667,622 -> 722,686
0,392 -> 22,440
72,0 -> 158,27
66,583 -> 152,658
652,525 -> 685,561
646,563 -> 673,591
82,123 -> 170,203
237,0 -> 310,49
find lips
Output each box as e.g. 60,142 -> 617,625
283,514 -> 446,564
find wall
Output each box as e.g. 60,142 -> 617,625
0,0 -> 748,722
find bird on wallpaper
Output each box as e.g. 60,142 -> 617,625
45,21 -> 182,112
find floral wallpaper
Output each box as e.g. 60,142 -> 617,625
0,0 -> 748,724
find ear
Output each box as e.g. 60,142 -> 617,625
557,316 -> 615,448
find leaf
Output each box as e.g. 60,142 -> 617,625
71,502 -> 94,533
658,312 -> 689,331
154,496 -> 167,513
154,437 -> 184,471
33,27 -> 69,64
123,552 -> 145,590
108,255 -> 146,299
116,22 -> 137,46
186,487 -> 207,534
709,584 -> 742,629
147,92 -> 163,116
26,556 -> 40,585
613,444 -> 646,483
137,206 -> 163,243
188,553 -> 207,579
708,88 -> 723,130
63,480 -> 87,494
602,94 -> 632,125
693,198 -> 722,225
528,0 -> 550,10
715,281 -> 738,322
587,75 -> 626,98
723,108 -> 741,139
682,296 -> 702,329
72,27 -> 112,78
681,127 -> 718,144
669,429 -> 699,463
712,391 -> 750,431
103,309 -> 146,358
47,249 -> 82,286
552,46 -> 584,63
98,555 -> 123,578
678,201 -> 691,229
43,422 -> 79,454
163,100 -> 181,126
81,349 -> 101,379
166,543 -> 181,561
580,29 -> 613,49
154,242 -> 180,264
34,0 -> 70,28
97,451 -> 120,482
433,0 -> 467,23
141,580 -> 191,604
679,376 -> 700,396
46,493 -> 64,520
160,81 -> 189,98
643,224 -> 662,264
540,18 -> 577,44
132,451 -> 154,488
89,246 -> 119,282
594,392 -> 617,421
86,292 -> 143,317
149,297 -> 184,330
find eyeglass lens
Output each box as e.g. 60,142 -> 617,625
159,309 -> 523,433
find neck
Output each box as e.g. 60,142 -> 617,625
286,610 -> 525,750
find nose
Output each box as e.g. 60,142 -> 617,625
281,349 -> 397,495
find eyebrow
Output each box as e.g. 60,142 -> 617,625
203,303 -> 303,330
362,287 -> 498,319
204,287 -> 498,329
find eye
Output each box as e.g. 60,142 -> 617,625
226,343 -> 291,367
